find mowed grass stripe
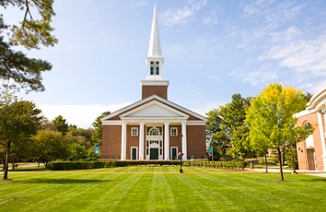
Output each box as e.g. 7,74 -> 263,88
0,171 -> 81,206
192,171 -> 282,211
171,170 -> 241,211
1,167 -> 326,212
81,167 -> 148,211
1,171 -> 126,212
25,172 -> 125,212
146,167 -> 177,211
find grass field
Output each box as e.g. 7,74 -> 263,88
1,167 -> 325,212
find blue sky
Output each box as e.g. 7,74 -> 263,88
4,0 -> 326,128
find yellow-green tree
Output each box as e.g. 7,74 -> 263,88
246,84 -> 310,181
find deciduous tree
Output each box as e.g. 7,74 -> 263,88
0,92 -> 41,179
246,84 -> 310,181
32,129 -> 67,167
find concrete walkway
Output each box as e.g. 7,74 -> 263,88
246,167 -> 326,178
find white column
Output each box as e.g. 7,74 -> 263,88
164,122 -> 170,160
139,122 -> 145,160
317,112 -> 326,171
121,122 -> 127,160
181,122 -> 187,160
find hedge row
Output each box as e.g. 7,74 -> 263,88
183,160 -> 247,169
47,161 -> 116,170
46,160 -> 247,170
116,160 -> 181,167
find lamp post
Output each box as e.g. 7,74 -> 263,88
178,152 -> 184,173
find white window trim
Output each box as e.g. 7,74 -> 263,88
170,127 -> 178,136
131,146 -> 138,160
131,127 -> 138,136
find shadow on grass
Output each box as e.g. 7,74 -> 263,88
21,178 -> 113,184
300,177 -> 326,182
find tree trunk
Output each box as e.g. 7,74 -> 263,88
3,141 -> 11,180
291,144 -> 297,174
277,146 -> 284,181
264,153 -> 268,173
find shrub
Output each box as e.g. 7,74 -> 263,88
183,160 -> 247,169
116,160 -> 181,167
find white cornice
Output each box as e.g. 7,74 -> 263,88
307,86 -> 326,109
293,109 -> 315,118
120,99 -> 189,118
141,79 -> 169,86
101,95 -> 207,123
102,119 -> 205,126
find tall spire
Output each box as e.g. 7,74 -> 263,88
148,4 -> 162,57
141,5 -> 169,100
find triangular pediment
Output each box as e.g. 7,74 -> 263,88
121,100 -> 187,118
101,95 -> 207,124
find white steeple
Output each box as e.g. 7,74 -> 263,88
145,5 -> 165,80
148,4 -> 162,57
141,5 -> 169,100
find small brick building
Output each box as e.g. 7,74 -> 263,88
295,87 -> 326,171
101,6 -> 207,160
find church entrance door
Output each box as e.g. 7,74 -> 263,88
146,126 -> 163,160
150,148 -> 159,160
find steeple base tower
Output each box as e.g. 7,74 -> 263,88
141,79 -> 169,100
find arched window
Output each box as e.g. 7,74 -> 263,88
303,122 -> 311,128
149,128 -> 159,135
147,127 -> 162,136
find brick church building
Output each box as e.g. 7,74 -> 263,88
100,6 -> 207,160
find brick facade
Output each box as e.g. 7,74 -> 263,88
102,122 -> 207,160
142,85 -> 168,100
101,125 -> 121,160
187,125 -> 207,159
296,112 -> 325,171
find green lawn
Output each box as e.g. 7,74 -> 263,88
1,167 -> 325,212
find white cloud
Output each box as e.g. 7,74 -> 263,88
39,103 -> 131,128
270,27 -> 302,43
234,1 -> 305,45
262,34 -> 326,74
229,68 -> 278,87
190,101 -> 225,117
161,0 -> 207,26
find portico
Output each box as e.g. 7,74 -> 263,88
120,120 -> 188,160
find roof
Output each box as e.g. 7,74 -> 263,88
294,86 -> 326,118
101,95 -> 207,125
